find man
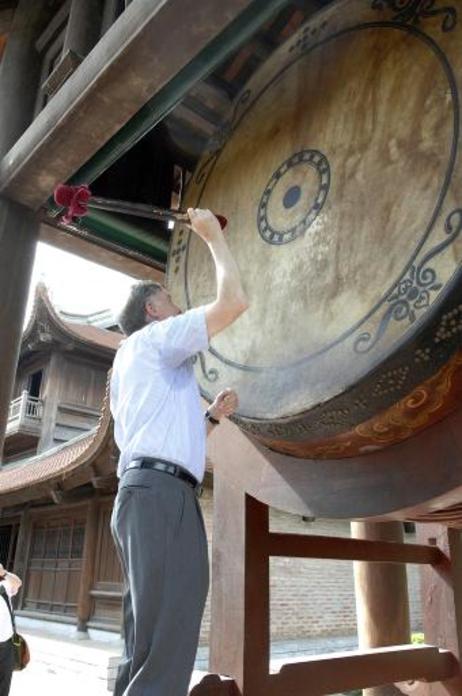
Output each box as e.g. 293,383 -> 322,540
110,208 -> 248,696
0,564 -> 22,695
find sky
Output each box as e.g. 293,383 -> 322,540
26,241 -> 136,323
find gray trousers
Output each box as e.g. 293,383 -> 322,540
110,468 -> 209,696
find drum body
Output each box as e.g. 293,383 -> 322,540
168,0 -> 462,458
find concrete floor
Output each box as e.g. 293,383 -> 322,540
9,619 -> 360,695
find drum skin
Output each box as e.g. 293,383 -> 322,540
168,0 -> 462,457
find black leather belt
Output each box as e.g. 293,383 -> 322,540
125,457 -> 202,495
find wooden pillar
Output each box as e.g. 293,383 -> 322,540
12,506 -> 32,608
37,353 -> 62,453
0,199 -> 38,459
0,0 -> 45,156
209,472 -> 270,694
415,524 -> 462,696
63,0 -> 103,59
0,0 -> 44,459
77,497 -> 99,633
352,521 -> 411,696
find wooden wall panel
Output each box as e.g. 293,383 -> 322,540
58,356 -> 108,410
23,510 -> 85,618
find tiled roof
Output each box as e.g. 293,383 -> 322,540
0,380 -> 113,503
0,390 -> 215,502
0,432 -> 94,494
23,283 -> 123,354
63,321 -> 122,351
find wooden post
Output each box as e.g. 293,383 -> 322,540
415,524 -> 462,696
63,0 -> 103,59
0,200 -> 38,460
37,353 -> 62,453
0,0 -> 46,156
18,390 -> 28,423
209,472 -> 270,694
0,0 -> 44,459
76,497 -> 99,633
352,521 -> 411,696
12,506 -> 31,609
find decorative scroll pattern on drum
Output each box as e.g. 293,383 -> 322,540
354,208 -> 462,354
231,89 -> 252,127
257,150 -> 330,245
235,266 -> 462,442
371,0 -> 458,32
288,19 -> 329,54
194,152 -> 220,187
192,352 -> 219,383
170,241 -> 187,275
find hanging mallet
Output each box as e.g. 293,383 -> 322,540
53,184 -> 227,229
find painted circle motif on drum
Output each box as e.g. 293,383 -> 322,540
167,0 -> 462,450
257,150 -> 331,245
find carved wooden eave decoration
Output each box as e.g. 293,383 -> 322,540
21,282 -> 122,359
0,379 -> 116,508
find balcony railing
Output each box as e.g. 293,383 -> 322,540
6,391 -> 43,435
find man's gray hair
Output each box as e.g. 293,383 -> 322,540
118,281 -> 162,336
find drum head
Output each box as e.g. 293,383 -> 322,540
168,0 -> 462,444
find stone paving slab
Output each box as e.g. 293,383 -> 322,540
9,623 -> 359,695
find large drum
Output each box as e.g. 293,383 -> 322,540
168,0 -> 462,458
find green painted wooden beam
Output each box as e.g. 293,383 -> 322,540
44,201 -> 169,263
77,209 -> 169,261
45,0 -> 290,263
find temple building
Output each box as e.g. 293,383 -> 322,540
0,283 -> 122,632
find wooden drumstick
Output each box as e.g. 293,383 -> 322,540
53,184 -> 227,229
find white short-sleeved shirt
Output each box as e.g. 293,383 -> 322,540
110,307 -> 209,481
0,583 -> 13,642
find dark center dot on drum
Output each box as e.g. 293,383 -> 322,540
283,185 -> 302,209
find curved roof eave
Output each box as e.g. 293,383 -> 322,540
0,379 -> 114,507
21,282 -> 122,356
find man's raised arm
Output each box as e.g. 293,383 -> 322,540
188,208 -> 249,337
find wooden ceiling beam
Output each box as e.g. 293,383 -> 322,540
0,0 -> 288,210
39,221 -> 165,281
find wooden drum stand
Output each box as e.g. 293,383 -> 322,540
190,418 -> 462,696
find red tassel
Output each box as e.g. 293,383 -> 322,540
54,184 -> 91,223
